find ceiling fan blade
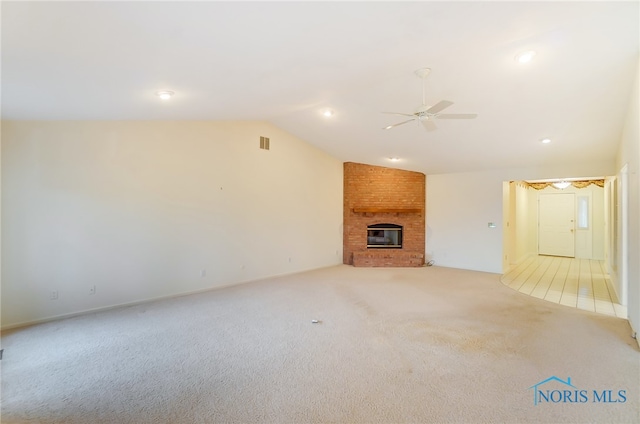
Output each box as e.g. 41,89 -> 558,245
422,119 -> 437,132
383,119 -> 415,130
436,113 -> 478,119
426,100 -> 454,114
382,111 -> 415,117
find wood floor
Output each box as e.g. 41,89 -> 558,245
501,255 -> 627,318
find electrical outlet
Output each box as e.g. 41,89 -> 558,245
89,285 -> 96,295
200,269 -> 206,277
50,290 -> 59,300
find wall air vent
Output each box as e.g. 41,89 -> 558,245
259,136 -> 270,150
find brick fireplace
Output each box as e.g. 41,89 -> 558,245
343,162 -> 425,267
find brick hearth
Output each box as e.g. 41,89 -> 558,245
343,162 -> 425,267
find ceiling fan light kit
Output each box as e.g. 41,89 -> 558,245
383,68 -> 477,131
414,67 -> 432,79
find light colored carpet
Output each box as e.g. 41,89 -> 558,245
1,265 -> 638,423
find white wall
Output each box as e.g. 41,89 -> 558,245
426,161 -> 616,274
616,57 -> 639,339
502,181 -> 512,272
1,121 -> 344,328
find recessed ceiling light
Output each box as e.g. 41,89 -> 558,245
323,109 -> 334,117
541,138 -> 551,144
388,157 -> 401,162
155,90 -> 174,100
515,50 -> 536,64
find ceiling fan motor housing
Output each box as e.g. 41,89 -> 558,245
382,69 -> 476,130
415,104 -> 433,118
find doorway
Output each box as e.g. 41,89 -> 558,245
503,179 -> 606,272
502,178 -> 625,316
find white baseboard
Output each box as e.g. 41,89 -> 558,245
1,265 -> 341,331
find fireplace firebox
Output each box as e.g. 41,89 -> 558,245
367,223 -> 402,248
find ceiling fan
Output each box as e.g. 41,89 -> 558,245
383,68 -> 477,131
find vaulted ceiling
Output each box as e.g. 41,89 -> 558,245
2,1 -> 638,174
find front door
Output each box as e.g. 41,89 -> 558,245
538,193 -> 575,257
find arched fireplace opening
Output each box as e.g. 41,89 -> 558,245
367,223 -> 403,249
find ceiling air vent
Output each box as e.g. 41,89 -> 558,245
259,136 -> 270,150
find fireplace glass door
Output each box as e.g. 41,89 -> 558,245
367,223 -> 402,248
